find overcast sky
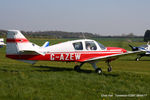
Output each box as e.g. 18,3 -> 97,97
0,0 -> 150,36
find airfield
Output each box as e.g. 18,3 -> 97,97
0,38 -> 150,100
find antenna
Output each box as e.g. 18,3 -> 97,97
147,41 -> 150,45
82,32 -> 86,39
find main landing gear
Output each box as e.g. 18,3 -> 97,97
74,61 -> 112,75
91,62 -> 102,74
74,62 -> 103,74
74,63 -> 84,72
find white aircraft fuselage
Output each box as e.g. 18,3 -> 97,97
6,30 -> 143,74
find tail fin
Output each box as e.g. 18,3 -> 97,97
6,30 -> 42,55
128,44 -> 138,51
42,41 -> 49,48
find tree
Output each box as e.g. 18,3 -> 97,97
144,30 -> 150,42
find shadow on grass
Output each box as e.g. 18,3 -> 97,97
33,66 -> 119,77
102,73 -> 119,77
120,59 -> 150,61
0,65 -> 119,77
33,65 -> 92,74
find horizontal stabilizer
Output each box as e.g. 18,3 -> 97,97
0,38 -> 6,46
19,49 -> 45,56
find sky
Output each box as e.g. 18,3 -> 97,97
0,0 -> 150,36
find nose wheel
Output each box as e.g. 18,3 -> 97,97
106,60 -> 112,72
107,67 -> 112,72
135,58 -> 140,61
135,55 -> 142,61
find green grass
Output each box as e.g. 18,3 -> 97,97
0,38 -> 150,100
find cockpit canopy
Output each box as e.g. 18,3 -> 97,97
72,39 -> 106,51
141,45 -> 148,48
44,39 -> 106,52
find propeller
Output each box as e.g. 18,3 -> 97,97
128,44 -> 139,51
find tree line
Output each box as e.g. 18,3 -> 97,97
0,30 -> 144,39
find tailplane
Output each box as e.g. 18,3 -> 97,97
0,38 -> 6,48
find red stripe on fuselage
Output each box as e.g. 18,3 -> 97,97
6,38 -> 29,43
6,51 -> 121,62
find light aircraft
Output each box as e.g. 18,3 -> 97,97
129,42 -> 150,61
6,30 -> 143,74
0,38 -> 6,48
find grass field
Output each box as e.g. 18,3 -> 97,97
0,38 -> 150,100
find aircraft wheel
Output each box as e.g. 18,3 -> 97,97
74,65 -> 80,71
108,67 -> 112,72
95,68 -> 102,74
136,58 -> 140,61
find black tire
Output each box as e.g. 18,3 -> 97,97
95,68 -> 102,74
136,58 -> 140,61
108,67 -> 112,72
74,65 -> 80,71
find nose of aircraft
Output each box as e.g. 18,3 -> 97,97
121,48 -> 127,53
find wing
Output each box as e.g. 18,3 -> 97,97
83,51 -> 145,62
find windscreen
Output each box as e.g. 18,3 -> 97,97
98,42 -> 106,50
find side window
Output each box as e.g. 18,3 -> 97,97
73,42 -> 83,50
85,41 -> 97,50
